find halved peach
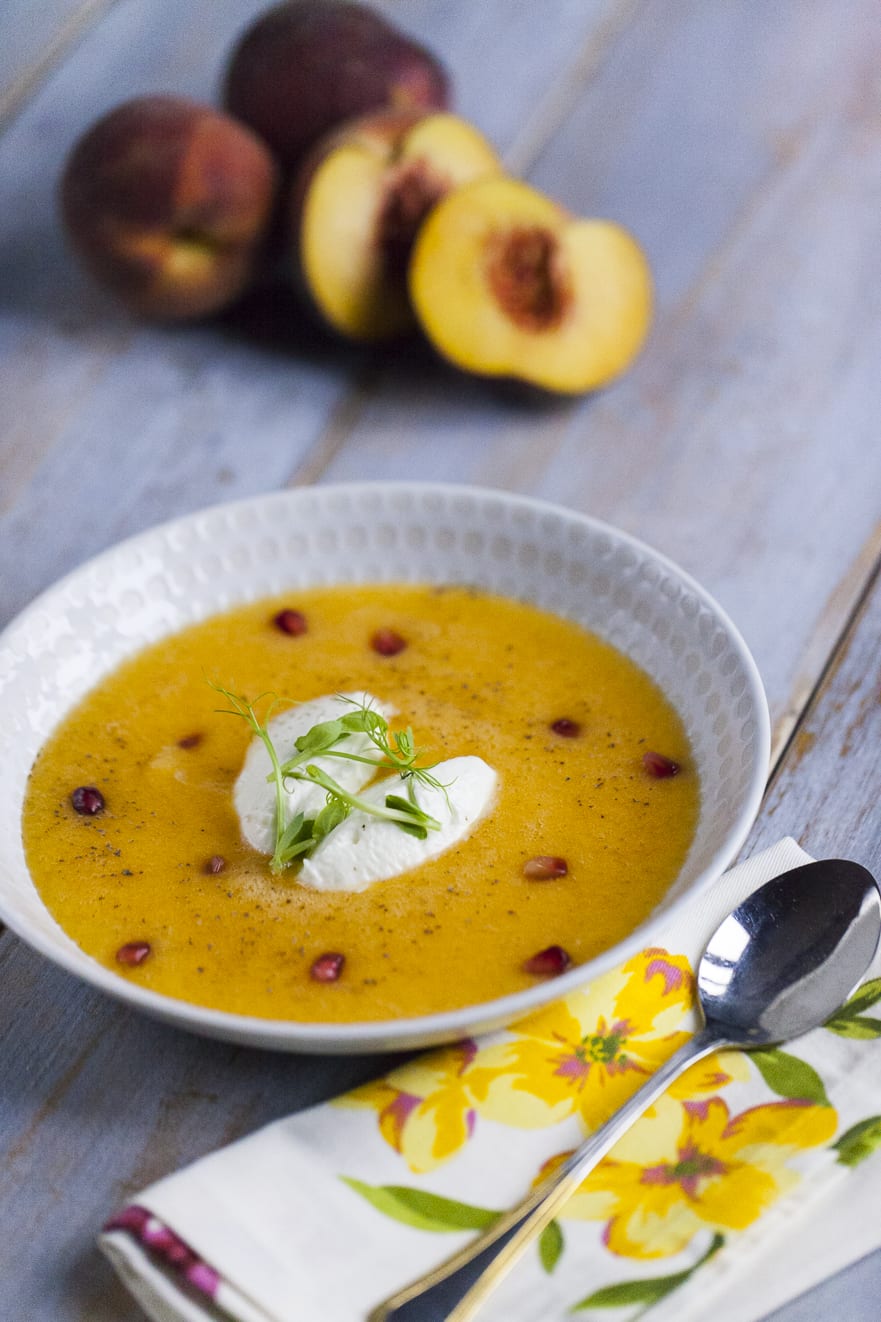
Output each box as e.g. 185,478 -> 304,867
292,110 -> 502,342
408,177 -> 652,393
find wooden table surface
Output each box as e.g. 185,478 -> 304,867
2,2 -> 880,1318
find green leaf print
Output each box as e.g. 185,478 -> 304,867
833,1116 -> 881,1167
341,1178 -> 500,1233
824,1015 -> 881,1040
571,1234 -> 724,1310
539,1220 -> 565,1274
344,1179 -> 565,1275
749,1048 -> 830,1105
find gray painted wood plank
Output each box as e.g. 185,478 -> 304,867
747,561 -> 881,871
373,0 -> 638,173
0,0 -> 619,629
317,0 -> 881,749
0,0 -> 116,126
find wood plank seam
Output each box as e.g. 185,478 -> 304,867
655,118 -> 837,353
0,0 -> 120,138
763,536 -> 881,794
284,362 -> 383,489
769,518 -> 881,769
502,0 -> 641,178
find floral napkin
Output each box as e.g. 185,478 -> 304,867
99,839 -> 881,1322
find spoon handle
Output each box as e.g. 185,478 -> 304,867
370,1023 -> 725,1322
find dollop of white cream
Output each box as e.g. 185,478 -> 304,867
298,755 -> 498,893
233,691 -> 396,855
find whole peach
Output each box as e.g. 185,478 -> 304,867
60,95 -> 279,319
223,0 -> 449,171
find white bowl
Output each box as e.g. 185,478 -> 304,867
0,484 -> 769,1053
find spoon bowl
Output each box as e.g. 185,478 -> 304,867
699,858 -> 881,1045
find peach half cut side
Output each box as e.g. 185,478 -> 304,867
296,112 -> 502,342
408,177 -> 653,394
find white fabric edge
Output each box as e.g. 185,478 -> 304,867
99,1232 -> 224,1322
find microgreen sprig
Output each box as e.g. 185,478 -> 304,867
294,763 -> 441,840
273,798 -> 349,866
211,682 -> 295,873
212,684 -> 448,872
278,696 -> 451,806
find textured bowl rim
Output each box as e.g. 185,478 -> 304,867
0,481 -> 771,1052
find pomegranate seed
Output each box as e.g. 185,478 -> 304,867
643,750 -> 681,778
71,785 -> 104,815
178,732 -> 203,749
523,855 -> 568,880
310,951 -> 345,982
371,628 -> 407,656
116,941 -> 151,966
206,855 -> 226,874
523,945 -> 572,977
273,608 -> 307,636
550,717 -> 581,738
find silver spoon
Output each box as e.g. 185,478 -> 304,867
371,858 -> 881,1322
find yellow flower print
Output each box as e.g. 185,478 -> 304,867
337,948 -> 751,1175
674,1050 -> 750,1097
339,1040 -> 479,1174
558,1094 -> 837,1259
467,949 -> 701,1131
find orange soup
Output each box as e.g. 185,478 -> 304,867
22,584 -> 698,1021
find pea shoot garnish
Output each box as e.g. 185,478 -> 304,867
278,695 -> 450,800
212,685 -> 447,873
